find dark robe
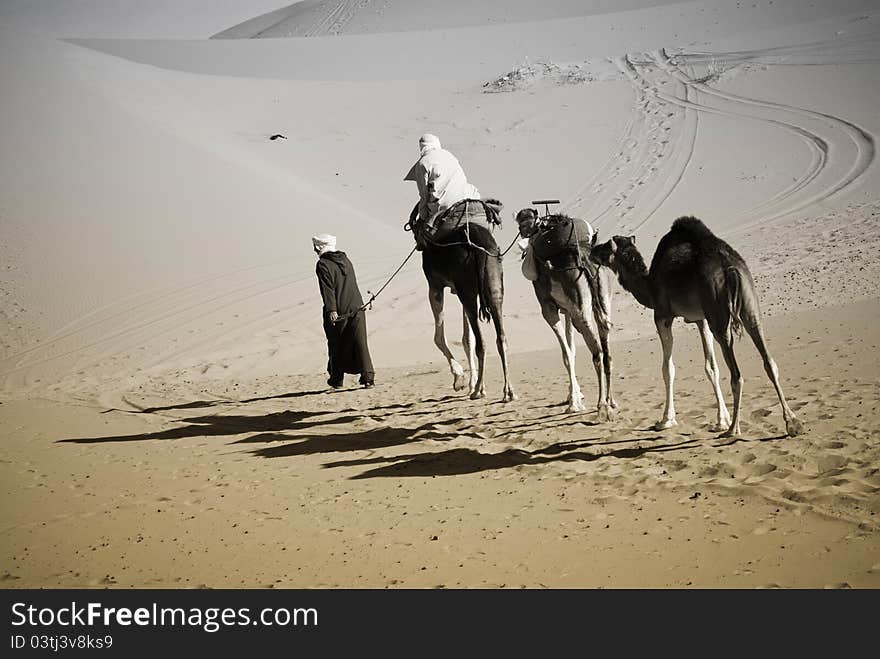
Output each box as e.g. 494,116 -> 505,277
316,251 -> 374,385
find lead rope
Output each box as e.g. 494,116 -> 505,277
333,246 -> 418,322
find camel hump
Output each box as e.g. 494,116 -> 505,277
671,215 -> 714,237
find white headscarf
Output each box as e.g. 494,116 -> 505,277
312,233 -> 337,254
419,133 -> 441,157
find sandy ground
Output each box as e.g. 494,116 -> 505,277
1,1 -> 878,589
2,296 -> 878,589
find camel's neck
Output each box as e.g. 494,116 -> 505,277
614,251 -> 654,309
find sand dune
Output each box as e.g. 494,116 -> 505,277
0,0 -> 878,589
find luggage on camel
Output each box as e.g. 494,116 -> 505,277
530,214 -> 595,266
408,198 -> 503,250
515,209 -> 597,281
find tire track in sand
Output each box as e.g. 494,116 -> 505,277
567,37 -> 876,237
302,0 -> 373,37
564,55 -> 699,237
656,46 -> 875,230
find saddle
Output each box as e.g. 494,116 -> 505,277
409,198 -> 503,248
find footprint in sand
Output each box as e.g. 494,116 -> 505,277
816,455 -> 848,474
744,463 -> 777,478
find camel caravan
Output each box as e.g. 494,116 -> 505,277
401,134 -> 802,439
404,200 -> 805,439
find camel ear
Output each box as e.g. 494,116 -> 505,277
591,232 -> 598,247
628,235 -> 636,244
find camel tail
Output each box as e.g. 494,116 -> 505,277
475,249 -> 492,322
724,266 -> 744,337
466,224 -> 497,323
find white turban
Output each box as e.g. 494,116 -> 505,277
312,233 -> 337,254
419,133 -> 441,156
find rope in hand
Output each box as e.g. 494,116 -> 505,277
332,245 -> 418,323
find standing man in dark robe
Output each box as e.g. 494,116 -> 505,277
313,234 -> 375,389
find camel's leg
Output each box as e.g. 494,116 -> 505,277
459,294 -> 486,400
744,323 -> 803,436
487,291 -> 516,403
715,328 -> 743,438
654,317 -> 678,430
462,310 -> 478,395
564,311 -> 577,361
697,319 -> 731,432
564,312 -> 585,407
428,285 -> 468,391
541,302 -> 584,413
570,303 -> 614,422
599,328 -> 615,410
595,268 -> 617,409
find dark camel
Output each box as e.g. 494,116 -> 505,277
414,203 -> 515,402
590,216 -> 802,438
515,209 -> 615,420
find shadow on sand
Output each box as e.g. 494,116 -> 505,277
323,436 -> 700,479
100,389 -> 332,416
57,410 -> 357,444
59,386 -> 785,482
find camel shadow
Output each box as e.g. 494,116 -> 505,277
57,391 -> 492,447
101,400 -> 226,415
342,395 -> 462,416
240,389 -> 329,403
242,421 -> 472,458
57,410 -> 357,445
711,433 -> 789,447
323,435 -> 695,479
100,389 -> 333,416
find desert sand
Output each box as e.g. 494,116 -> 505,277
1,0 -> 878,589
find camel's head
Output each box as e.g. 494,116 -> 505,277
514,208 -> 540,238
590,235 -> 636,271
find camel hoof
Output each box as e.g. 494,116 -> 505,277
470,390 -> 486,400
609,398 -> 619,410
719,424 -> 740,439
597,404 -> 616,423
786,416 -> 804,437
708,423 -> 726,433
501,391 -> 516,403
452,372 -> 468,391
653,419 -> 677,431
565,401 -> 587,414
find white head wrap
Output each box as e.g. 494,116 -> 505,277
419,133 -> 441,157
312,233 -> 337,254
